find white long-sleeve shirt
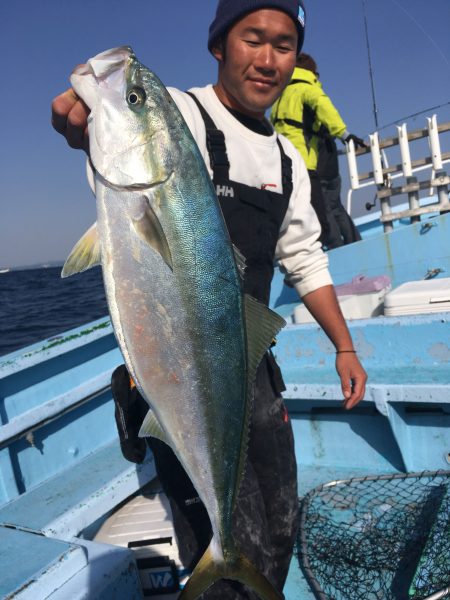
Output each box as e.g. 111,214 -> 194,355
168,85 -> 332,298
87,83 -> 333,298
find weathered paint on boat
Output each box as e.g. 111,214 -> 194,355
0,317 -> 155,597
271,211 -> 450,315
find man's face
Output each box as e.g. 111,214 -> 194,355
212,9 -> 298,120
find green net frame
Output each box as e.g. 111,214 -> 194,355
297,470 -> 450,600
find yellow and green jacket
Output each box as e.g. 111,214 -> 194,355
271,67 -> 349,170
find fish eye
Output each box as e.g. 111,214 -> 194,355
127,87 -> 146,106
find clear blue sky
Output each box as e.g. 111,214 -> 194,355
2,0 -> 450,269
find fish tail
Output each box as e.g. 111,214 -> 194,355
178,541 -> 283,600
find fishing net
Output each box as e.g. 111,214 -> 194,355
296,470 -> 450,600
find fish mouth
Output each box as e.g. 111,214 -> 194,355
70,46 -> 135,114
72,46 -> 161,187
72,47 -> 172,190
71,46 -> 133,110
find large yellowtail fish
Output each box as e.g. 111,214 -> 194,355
63,47 -> 285,600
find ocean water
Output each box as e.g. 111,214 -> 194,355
0,266 -> 108,357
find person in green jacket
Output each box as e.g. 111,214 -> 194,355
271,53 -> 365,248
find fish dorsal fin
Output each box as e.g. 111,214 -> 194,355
139,409 -> 168,444
61,222 -> 101,278
234,295 -> 286,499
232,245 -> 246,280
131,199 -> 173,270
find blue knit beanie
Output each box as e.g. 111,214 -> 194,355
208,0 -> 306,55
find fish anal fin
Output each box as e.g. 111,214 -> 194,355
61,222 -> 101,278
131,199 -> 173,270
179,541 -> 282,600
138,409 -> 168,443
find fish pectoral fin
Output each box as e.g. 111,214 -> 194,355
179,541 -> 283,600
131,200 -> 173,270
138,409 -> 168,443
61,222 -> 101,278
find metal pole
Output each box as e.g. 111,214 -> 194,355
346,138 -> 360,190
370,131 -> 393,231
398,123 -> 420,223
406,176 -> 420,223
380,197 -> 394,233
435,169 -> 450,213
428,115 -> 443,170
370,132 -> 383,185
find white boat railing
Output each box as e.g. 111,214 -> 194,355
345,115 -> 450,232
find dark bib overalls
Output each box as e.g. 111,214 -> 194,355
113,94 -> 300,599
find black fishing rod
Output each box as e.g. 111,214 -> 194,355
361,0 -> 385,212
378,100 -> 450,133
361,0 -> 450,134
362,0 -> 379,131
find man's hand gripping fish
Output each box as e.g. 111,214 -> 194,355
62,47 -> 285,600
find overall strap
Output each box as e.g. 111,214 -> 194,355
272,116 -> 304,130
288,78 -> 312,86
186,91 -> 292,200
272,78 -> 312,129
276,139 -> 293,201
185,91 -> 230,182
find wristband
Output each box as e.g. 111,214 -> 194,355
336,350 -> 356,354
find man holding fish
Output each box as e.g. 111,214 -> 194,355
52,1 -> 367,598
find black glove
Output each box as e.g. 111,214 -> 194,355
344,134 -> 367,149
111,364 -> 148,464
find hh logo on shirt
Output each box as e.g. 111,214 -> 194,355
216,185 -> 234,198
